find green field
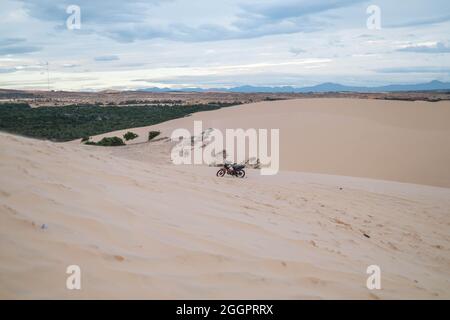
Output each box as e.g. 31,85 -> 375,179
0,102 -> 238,142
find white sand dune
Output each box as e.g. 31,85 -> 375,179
1,98 -> 450,299
90,98 -> 450,188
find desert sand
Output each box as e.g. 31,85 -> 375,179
1,98 -> 450,299
90,98 -> 450,188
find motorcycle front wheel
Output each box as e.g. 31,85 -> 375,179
236,170 -> 245,178
216,168 -> 226,177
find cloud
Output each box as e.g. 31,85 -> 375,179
11,0 -> 450,45
94,55 -> 120,61
132,72 -> 314,87
387,14 -> 450,28
0,67 -> 18,73
105,20 -> 320,43
16,0 -> 367,43
0,38 -> 41,55
289,47 -> 306,56
17,0 -> 165,24
219,0 -> 367,42
358,34 -> 384,40
239,0 -> 364,21
0,63 -> 47,73
398,42 -> 450,53
0,46 -> 41,55
62,63 -> 80,68
375,66 -> 450,73
3,0 -> 450,90
0,38 -> 26,46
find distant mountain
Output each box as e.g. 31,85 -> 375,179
293,82 -> 364,93
138,80 -> 450,93
224,85 -> 298,93
227,80 -> 450,93
374,80 -> 450,92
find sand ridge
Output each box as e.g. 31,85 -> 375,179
86,98 -> 450,188
1,123 -> 450,298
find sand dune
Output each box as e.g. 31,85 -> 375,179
89,98 -> 450,188
1,98 -> 450,299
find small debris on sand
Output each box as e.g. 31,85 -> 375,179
114,255 -> 125,262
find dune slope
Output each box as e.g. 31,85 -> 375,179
1,132 -> 450,299
89,98 -> 450,188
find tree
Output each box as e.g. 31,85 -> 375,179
123,131 -> 138,141
95,136 -> 125,146
148,131 -> 161,141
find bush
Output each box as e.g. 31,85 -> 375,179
95,136 -> 125,146
148,131 -> 161,141
123,131 -> 138,141
81,136 -> 90,142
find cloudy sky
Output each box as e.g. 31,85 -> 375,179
1,0 -> 450,91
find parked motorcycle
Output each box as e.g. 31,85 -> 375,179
216,163 -> 246,178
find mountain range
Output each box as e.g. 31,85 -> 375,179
138,80 -> 450,93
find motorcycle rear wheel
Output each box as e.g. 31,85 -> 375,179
237,170 -> 245,178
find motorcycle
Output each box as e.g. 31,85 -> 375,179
216,163 -> 246,178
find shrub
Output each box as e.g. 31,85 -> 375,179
148,131 -> 161,141
81,136 -> 90,142
95,136 -> 125,146
123,131 -> 138,141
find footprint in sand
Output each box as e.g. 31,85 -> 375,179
0,190 -> 11,197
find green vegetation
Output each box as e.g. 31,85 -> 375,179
95,136 -> 125,146
0,102 -> 237,142
81,136 -> 90,142
84,136 -> 125,146
148,131 -> 161,141
123,131 -> 138,141
264,97 -> 284,101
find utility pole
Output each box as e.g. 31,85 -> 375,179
46,61 -> 50,91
